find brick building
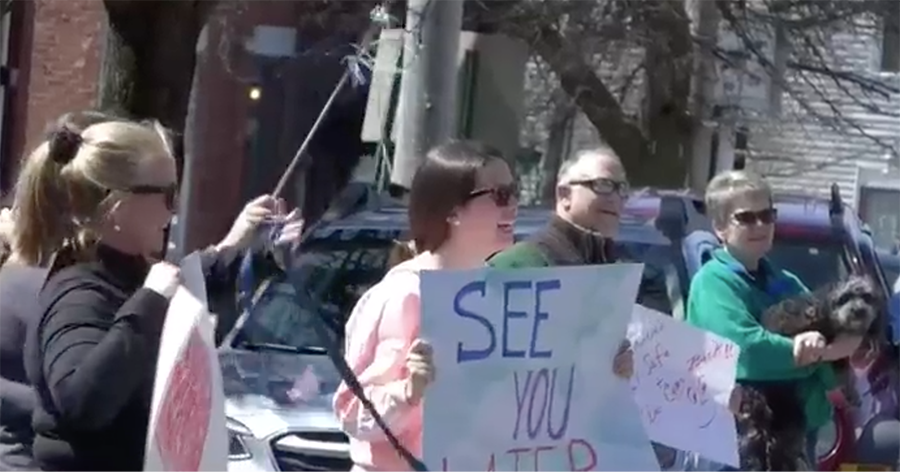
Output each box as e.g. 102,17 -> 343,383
0,0 -> 366,251
0,0 -> 105,193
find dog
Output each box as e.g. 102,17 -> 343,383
736,276 -> 879,471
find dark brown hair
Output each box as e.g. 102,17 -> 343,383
407,140 -> 505,252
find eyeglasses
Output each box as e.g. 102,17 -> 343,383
731,208 -> 778,226
569,178 -> 630,197
127,184 -> 178,211
467,183 -> 518,207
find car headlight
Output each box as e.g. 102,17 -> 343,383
227,417 -> 253,460
816,417 -> 839,459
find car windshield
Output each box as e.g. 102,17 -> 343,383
768,238 -> 848,290
235,237 -> 395,350
235,233 -> 685,351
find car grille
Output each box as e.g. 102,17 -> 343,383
271,431 -> 352,471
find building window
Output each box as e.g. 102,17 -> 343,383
881,0 -> 900,72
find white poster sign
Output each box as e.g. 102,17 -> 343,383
420,265 -> 661,471
144,285 -> 227,471
627,305 -> 741,467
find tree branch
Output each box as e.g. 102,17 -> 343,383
528,23 -> 654,172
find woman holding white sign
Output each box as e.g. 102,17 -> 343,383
334,140 -> 519,471
16,119 -> 296,471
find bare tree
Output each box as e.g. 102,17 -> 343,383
97,0 -> 894,199
468,0 -> 899,188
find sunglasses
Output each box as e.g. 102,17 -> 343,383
127,184 -> 178,211
570,178 -> 630,197
467,183 -> 518,207
731,208 -> 778,226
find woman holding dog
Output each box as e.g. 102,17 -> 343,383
686,170 -> 862,471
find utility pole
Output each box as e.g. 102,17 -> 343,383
390,0 -> 464,191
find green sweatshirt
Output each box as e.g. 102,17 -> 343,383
686,248 -> 837,429
487,242 -> 550,268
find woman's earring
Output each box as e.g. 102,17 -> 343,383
114,224 -> 121,232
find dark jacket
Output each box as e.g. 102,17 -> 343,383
489,214 -> 614,268
23,244 -> 242,471
488,215 -> 672,314
0,264 -> 45,471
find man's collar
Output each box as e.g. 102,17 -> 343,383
554,214 -> 605,238
541,214 -> 615,264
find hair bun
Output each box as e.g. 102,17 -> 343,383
48,126 -> 83,165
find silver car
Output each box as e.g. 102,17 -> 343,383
221,279 -> 353,472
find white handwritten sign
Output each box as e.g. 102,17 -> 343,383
627,305 -> 740,467
144,264 -> 227,471
420,265 -> 661,471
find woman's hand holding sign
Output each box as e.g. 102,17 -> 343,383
728,385 -> 743,414
404,339 -> 436,405
613,339 -> 634,379
144,261 -> 182,300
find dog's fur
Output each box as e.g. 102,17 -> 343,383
736,276 -> 879,471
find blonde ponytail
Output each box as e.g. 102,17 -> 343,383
11,141 -> 77,266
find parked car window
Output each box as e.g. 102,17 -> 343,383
616,241 -> 679,315
769,238 -> 848,290
238,231 -> 684,349
236,281 -> 331,349
237,238 -> 394,350
879,255 -> 899,289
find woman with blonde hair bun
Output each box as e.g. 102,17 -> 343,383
16,118 -> 295,471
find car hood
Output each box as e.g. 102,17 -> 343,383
219,349 -> 344,438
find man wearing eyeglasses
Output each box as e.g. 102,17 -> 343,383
488,147 -> 716,470
489,147 -> 629,267
488,146 -> 635,369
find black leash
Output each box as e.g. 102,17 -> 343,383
286,267 -> 428,471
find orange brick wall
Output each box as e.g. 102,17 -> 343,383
16,0 -> 104,159
3,0 -> 334,253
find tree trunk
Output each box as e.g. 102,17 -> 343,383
528,25 -> 658,183
98,0 -> 216,180
687,0 -> 722,192
638,0 -> 693,188
540,103 -> 574,204
531,26 -> 693,188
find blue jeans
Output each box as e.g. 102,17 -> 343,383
717,429 -> 819,472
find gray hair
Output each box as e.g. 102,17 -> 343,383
705,170 -> 773,227
557,146 -> 624,186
